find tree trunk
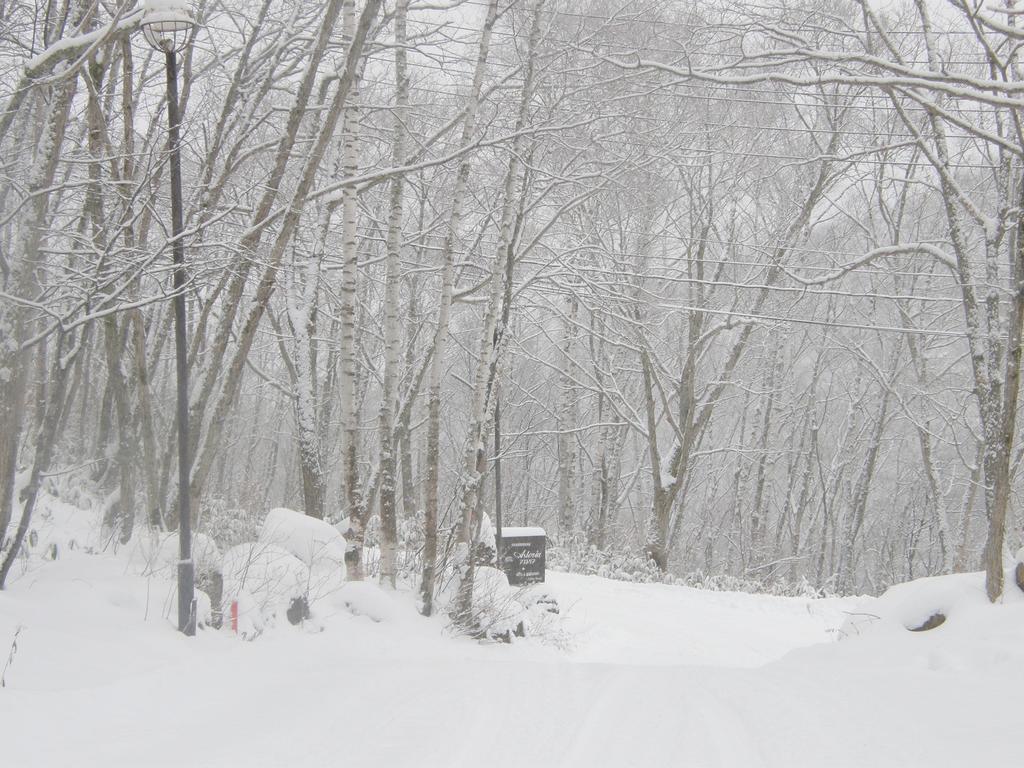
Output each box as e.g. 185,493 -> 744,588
556,295 -> 578,540
421,0 -> 500,615
452,1 -> 543,626
984,178 -> 1024,600
340,0 -> 368,577
378,0 -> 408,588
1,334 -> 78,588
0,74 -> 77,559
189,0 -> 381,523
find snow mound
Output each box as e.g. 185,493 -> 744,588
331,580 -> 410,623
9,487 -> 102,558
258,507 -> 347,572
257,508 -> 346,608
223,589 -> 264,639
840,569 -> 1024,638
221,543 -> 310,635
470,566 -> 526,637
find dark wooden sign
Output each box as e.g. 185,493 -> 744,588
499,527 -> 545,586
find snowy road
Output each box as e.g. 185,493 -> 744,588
2,561 -> 1022,767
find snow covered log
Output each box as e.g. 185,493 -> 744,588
840,570 -> 1024,639
908,612 -> 946,632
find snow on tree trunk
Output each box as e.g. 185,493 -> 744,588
378,0 -> 408,589
189,0 -> 381,527
0,72 -> 77,566
556,295 -> 578,540
452,0 -> 543,626
287,221 -> 327,521
420,0 -> 500,616
339,0 -> 367,579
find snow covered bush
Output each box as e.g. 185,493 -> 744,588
257,507 -> 346,601
397,512 -> 425,578
445,566 -> 568,646
548,538 -> 673,584
548,536 -> 670,584
199,497 -> 262,550
259,508 -> 346,569
331,580 -> 407,623
13,490 -> 94,567
518,590 -> 572,650
216,509 -> 347,637
124,529 -> 221,625
460,566 -> 527,641
676,571 -> 835,599
475,513 -> 497,567
125,529 -> 221,579
220,543 -> 311,638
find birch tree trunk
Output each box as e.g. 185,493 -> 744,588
189,0 -> 381,521
340,0 -> 367,576
420,0 -> 500,615
378,0 -> 409,588
181,0 -> 350,500
451,0 -> 544,626
556,295 -> 578,540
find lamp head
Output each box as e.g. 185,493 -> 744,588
141,1 -> 195,53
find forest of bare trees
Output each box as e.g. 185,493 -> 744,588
3,0 -> 1024,612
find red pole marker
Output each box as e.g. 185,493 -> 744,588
231,600 -> 239,633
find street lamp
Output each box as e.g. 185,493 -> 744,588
142,0 -> 197,636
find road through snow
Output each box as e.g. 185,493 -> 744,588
2,559 -> 1022,768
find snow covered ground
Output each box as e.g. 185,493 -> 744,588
2,501 -> 1023,767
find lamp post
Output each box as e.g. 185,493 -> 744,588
142,1 -> 197,636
